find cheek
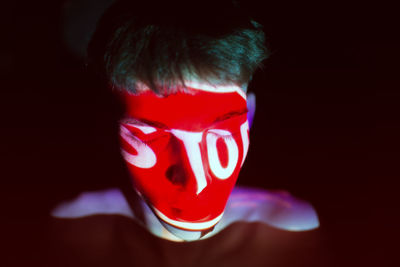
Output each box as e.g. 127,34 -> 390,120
240,120 -> 250,166
206,134 -> 240,180
217,139 -> 228,168
120,127 -> 157,169
120,140 -> 176,204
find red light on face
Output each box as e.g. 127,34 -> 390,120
119,85 -> 249,230
216,138 -> 229,168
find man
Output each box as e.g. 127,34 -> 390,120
52,0 -> 318,250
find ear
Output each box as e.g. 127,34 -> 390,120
246,92 -> 256,129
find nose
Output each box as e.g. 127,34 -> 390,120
169,129 -> 207,195
165,164 -> 187,187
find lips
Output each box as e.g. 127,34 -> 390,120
157,196 -> 219,222
152,205 -> 224,231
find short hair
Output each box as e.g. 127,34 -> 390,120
87,0 -> 268,95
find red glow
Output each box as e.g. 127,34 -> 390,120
216,138 -> 229,168
119,87 -> 249,228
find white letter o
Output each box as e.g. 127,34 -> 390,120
206,130 -> 239,179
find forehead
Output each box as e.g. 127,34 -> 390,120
120,85 -> 247,131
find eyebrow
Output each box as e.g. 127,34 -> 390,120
212,108 -> 248,124
121,117 -> 169,129
121,108 -> 247,129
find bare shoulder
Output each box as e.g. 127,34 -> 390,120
51,188 -> 134,219
220,186 -> 319,231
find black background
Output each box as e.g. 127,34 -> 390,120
1,0 -> 399,266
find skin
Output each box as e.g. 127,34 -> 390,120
50,79 -> 319,244
50,84 -> 319,242
119,82 -> 252,240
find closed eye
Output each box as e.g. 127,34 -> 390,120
220,134 -> 235,141
120,125 -> 150,147
207,129 -> 235,140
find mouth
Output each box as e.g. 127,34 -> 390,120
151,206 -> 224,231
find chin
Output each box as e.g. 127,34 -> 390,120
160,220 -> 216,241
151,206 -> 222,241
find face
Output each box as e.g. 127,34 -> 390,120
119,82 -> 250,234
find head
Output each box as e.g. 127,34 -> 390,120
88,0 -> 267,240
